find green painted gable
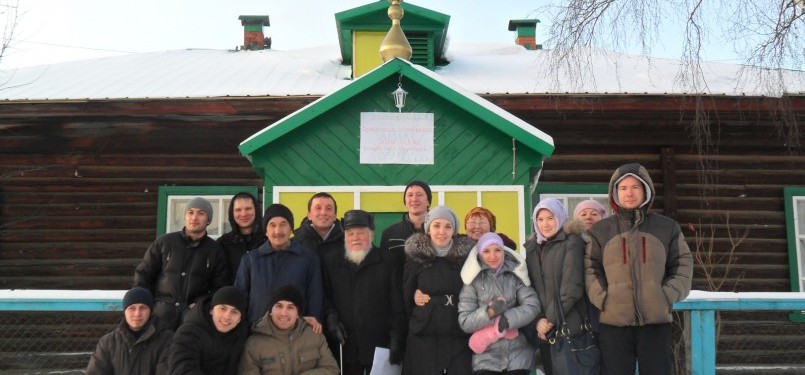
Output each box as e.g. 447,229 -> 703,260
239,58 -> 554,188
335,0 -> 450,68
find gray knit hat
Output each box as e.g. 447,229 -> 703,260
424,205 -> 458,236
186,197 -> 213,225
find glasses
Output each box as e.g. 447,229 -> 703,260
466,220 -> 490,227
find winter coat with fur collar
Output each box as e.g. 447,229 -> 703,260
458,248 -> 540,372
401,233 -> 474,375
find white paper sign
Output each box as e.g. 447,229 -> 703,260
369,347 -> 402,375
360,112 -> 434,165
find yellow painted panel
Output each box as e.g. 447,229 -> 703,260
481,191 -> 522,248
354,31 -> 386,78
443,192 -> 477,235
277,192 -> 311,233
330,192 -> 355,215
361,192 -> 405,212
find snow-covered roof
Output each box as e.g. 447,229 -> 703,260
0,43 -> 803,101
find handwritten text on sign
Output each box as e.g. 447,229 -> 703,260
360,112 -> 434,165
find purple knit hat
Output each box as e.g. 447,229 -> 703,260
532,198 -> 568,243
477,232 -> 505,255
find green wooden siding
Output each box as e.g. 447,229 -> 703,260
249,76 -> 541,193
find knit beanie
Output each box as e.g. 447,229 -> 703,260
424,205 -> 458,236
532,198 -> 568,243
464,207 -> 497,232
122,287 -> 154,310
186,197 -> 213,224
573,199 -> 608,219
263,203 -> 294,229
403,180 -> 432,205
477,232 -> 505,255
210,286 -> 248,313
269,285 -> 305,312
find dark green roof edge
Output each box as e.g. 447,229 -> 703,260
335,1 -> 450,64
239,58 -> 554,157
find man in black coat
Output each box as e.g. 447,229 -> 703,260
134,197 -> 231,330
87,287 -> 173,375
322,210 -> 406,375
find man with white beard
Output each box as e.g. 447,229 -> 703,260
321,210 -> 406,375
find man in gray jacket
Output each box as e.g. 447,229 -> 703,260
585,163 -> 693,375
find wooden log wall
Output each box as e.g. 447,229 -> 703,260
0,98 -> 314,289
1,94 -> 804,368
488,95 -> 805,293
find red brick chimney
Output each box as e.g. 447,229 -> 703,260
239,15 -> 271,51
508,19 -> 541,50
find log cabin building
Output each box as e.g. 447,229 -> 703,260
1,1 -> 804,371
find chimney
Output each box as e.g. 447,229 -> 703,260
508,19 -> 541,50
239,15 -> 271,51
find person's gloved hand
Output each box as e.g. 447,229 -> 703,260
486,296 -> 507,318
497,314 -> 509,332
389,333 -> 404,365
326,314 -> 347,345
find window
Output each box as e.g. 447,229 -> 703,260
784,187 -> 805,322
535,184 -> 609,218
274,185 -> 526,248
157,186 -> 259,238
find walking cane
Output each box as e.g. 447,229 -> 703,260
339,343 -> 343,374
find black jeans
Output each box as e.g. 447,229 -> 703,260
599,323 -> 673,375
474,370 -> 530,375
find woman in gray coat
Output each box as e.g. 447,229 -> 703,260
524,198 -> 589,375
458,232 -> 540,374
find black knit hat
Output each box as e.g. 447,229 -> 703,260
211,286 -> 248,313
263,203 -> 294,229
403,180 -> 432,205
269,285 -> 304,312
122,287 -> 154,310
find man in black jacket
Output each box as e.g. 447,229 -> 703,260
217,192 -> 265,278
87,287 -> 173,375
322,210 -> 406,375
134,197 -> 231,330
379,180 -> 432,265
293,192 -> 344,260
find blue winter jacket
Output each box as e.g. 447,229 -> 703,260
234,239 -> 324,323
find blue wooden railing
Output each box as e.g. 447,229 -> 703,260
3,289 -> 805,374
673,290 -> 805,375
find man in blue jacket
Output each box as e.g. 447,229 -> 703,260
235,203 -> 324,332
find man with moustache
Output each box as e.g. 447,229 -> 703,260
321,210 -> 406,374
235,203 -> 324,331
134,197 -> 230,330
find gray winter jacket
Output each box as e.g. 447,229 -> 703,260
585,163 -> 693,326
458,250 -> 541,372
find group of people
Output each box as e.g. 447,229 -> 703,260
87,162 -> 693,375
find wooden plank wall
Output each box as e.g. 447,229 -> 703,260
0,98 -> 314,289
489,95 -> 805,293
1,94 -> 804,367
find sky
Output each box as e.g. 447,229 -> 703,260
0,0 -> 742,70
1,0 -> 543,68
